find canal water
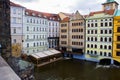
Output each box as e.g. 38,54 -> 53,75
34,59 -> 120,80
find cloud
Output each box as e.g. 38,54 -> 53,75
10,0 -> 120,14
12,0 -> 39,3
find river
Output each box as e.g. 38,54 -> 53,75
34,59 -> 120,80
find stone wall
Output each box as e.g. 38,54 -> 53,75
0,0 -> 11,59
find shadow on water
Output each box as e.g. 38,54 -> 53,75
34,59 -> 120,80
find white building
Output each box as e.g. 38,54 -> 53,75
10,2 -> 25,45
10,2 -> 60,55
23,9 -> 48,55
47,14 -> 60,49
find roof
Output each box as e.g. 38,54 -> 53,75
115,10 -> 120,16
10,2 -> 25,8
0,56 -> 21,80
30,49 -> 61,59
60,17 -> 70,22
25,9 -> 60,21
89,9 -> 115,16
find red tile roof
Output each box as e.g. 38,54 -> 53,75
89,9 -> 115,16
60,17 -> 70,22
10,2 -> 25,8
26,9 -> 60,21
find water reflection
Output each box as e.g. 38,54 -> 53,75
35,59 -> 120,80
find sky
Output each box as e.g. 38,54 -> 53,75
10,0 -> 120,15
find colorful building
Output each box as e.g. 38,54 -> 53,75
113,10 -> 120,62
85,0 -> 118,62
59,11 -> 85,59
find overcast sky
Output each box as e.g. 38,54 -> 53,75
10,0 -> 120,15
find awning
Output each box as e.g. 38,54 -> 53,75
30,49 -> 61,59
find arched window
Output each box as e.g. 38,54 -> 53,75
100,37 -> 103,41
109,37 -> 112,42
104,45 -> 107,49
104,37 -> 107,42
91,44 -> 93,48
91,51 -> 93,54
104,52 -> 107,56
87,50 -> 89,54
108,52 -> 111,57
87,37 -> 90,41
95,45 -> 97,48
109,45 -> 111,50
100,52 -> 102,56
94,51 -> 97,55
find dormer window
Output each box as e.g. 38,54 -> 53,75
26,12 -> 29,15
38,14 -> 41,17
32,13 -> 35,16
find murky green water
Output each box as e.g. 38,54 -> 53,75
34,59 -> 120,80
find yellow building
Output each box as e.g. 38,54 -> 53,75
113,10 -> 120,62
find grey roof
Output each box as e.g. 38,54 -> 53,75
0,56 -> 21,80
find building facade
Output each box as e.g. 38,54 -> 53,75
22,9 -> 48,55
59,11 -> 85,58
0,0 -> 11,58
85,0 -> 118,62
113,10 -> 120,62
47,14 -> 60,49
10,2 -> 25,57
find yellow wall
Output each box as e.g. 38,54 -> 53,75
113,16 -> 120,59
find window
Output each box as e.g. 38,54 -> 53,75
95,23 -> 97,27
88,37 -> 90,41
105,22 -> 108,27
105,30 -> 107,34
116,51 -> 120,56
101,23 -> 103,27
95,45 -> 97,48
109,46 -> 111,49
91,23 -> 94,27
88,24 -> 90,27
91,37 -> 93,41
100,45 -> 103,49
87,44 -> 89,48
117,27 -> 120,32
91,30 -> 93,34
117,44 -> 120,49
87,50 -> 89,54
104,45 -> 107,49
91,51 -> 93,54
95,30 -> 97,34
100,52 -> 102,56
94,51 -> 97,55
104,52 -> 107,56
13,8 -> 16,14
109,37 -> 112,42
117,36 -> 120,41
109,22 -> 112,26
104,37 -> 107,42
107,52 -> 111,57
95,37 -> 97,41
27,26 -> 29,31
109,30 -> 112,34
13,39 -> 16,43
88,30 -> 90,34
27,43 -> 29,47
100,37 -> 103,42
91,44 -> 93,48
13,28 -> 16,33
101,30 -> 103,34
